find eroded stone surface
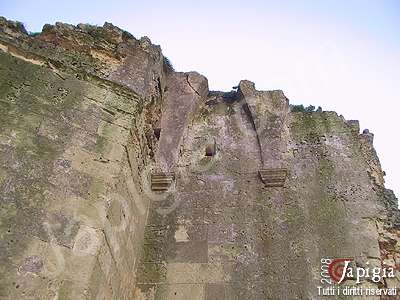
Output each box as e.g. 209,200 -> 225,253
155,71 -> 208,172
0,17 -> 162,299
135,90 -> 400,299
0,16 -> 399,300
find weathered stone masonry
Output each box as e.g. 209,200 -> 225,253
0,17 -> 399,300
0,17 -> 165,299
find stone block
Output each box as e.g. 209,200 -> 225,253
259,168 -> 288,187
151,172 -> 175,192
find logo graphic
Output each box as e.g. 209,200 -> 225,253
328,258 -> 353,283
321,258 -> 396,285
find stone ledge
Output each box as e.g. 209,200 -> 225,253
258,168 -> 288,187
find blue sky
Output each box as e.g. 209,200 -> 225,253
1,0 -> 399,195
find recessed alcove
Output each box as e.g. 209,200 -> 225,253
205,143 -> 216,157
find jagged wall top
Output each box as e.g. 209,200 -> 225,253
0,16 -> 164,100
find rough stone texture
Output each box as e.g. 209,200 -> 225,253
0,17 -> 162,299
155,71 -> 208,172
238,80 -> 290,168
0,16 -> 399,300
135,88 -> 400,299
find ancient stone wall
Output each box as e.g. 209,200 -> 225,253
0,17 -> 399,300
0,17 -> 164,299
135,83 -> 400,299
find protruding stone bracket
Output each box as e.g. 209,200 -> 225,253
151,172 -> 175,191
259,168 -> 288,187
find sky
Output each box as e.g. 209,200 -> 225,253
1,0 -> 399,196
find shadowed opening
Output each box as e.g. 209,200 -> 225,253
154,128 -> 161,140
205,144 -> 215,157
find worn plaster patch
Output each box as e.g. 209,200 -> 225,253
174,225 -> 189,242
72,225 -> 103,256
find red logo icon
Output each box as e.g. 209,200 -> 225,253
328,258 -> 353,283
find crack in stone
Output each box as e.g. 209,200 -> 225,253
101,229 -> 121,275
84,96 -> 136,116
186,74 -> 201,97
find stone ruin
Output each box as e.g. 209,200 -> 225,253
0,17 -> 399,299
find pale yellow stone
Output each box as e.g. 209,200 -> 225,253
174,225 -> 189,242
166,263 -> 232,284
64,147 -> 122,181
73,225 -> 103,256
158,284 -> 205,300
97,120 -> 130,145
